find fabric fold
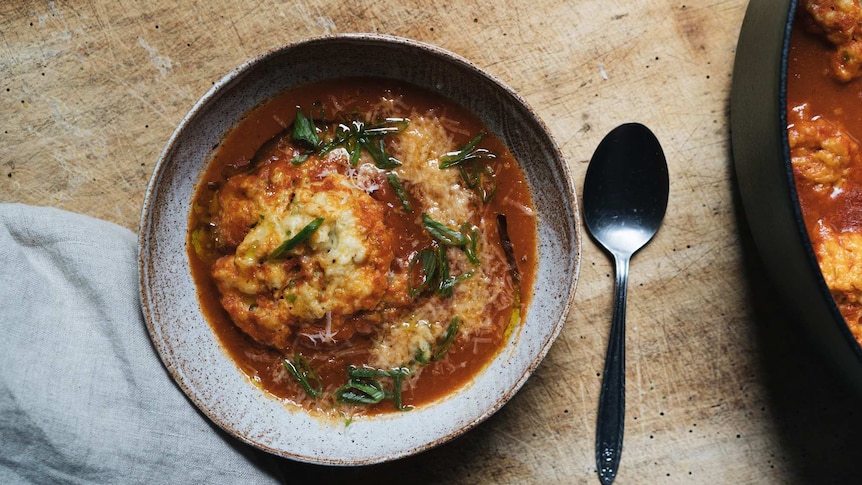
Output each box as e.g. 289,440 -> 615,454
0,203 -> 281,484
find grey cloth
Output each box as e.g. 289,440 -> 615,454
0,204 -> 282,484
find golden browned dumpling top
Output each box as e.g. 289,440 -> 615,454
801,0 -> 862,81
788,115 -> 860,193
211,155 -> 394,349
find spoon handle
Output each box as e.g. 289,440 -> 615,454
596,254 -> 629,485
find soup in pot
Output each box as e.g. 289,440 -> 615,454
788,1 -> 862,345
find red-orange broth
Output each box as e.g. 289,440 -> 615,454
788,7 -> 862,344
188,78 -> 538,415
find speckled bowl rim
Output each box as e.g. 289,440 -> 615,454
138,33 -> 581,465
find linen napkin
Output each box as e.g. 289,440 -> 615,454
0,203 -> 283,484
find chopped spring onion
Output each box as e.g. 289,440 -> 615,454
337,379 -> 388,404
432,316 -> 460,361
362,117 -> 410,135
438,270 -> 473,298
459,164 -> 480,189
456,158 -> 497,202
439,133 -> 496,169
434,245 -> 474,298
408,247 -> 437,298
336,366 -> 412,410
388,367 -> 411,410
462,222 -> 479,265
411,216 -> 479,298
283,354 -> 323,399
477,164 -> 497,202
415,316 -> 462,363
386,173 -> 413,213
414,346 -> 430,365
436,244 -> 449,283
268,217 -> 324,260
440,133 -> 498,203
422,213 -> 469,246
362,138 -> 402,169
458,163 -> 497,200
319,117 -> 408,168
291,107 -> 320,149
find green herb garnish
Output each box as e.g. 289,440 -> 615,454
390,368 -> 410,410
437,269 -> 474,298
422,213 -> 469,246
283,354 -> 323,399
337,378 -> 388,404
336,366 -> 412,411
386,173 -> 413,213
268,217 -> 324,260
432,317 -> 460,361
408,245 -> 474,298
440,134 -> 498,202
462,222 -> 479,265
292,107 -> 320,149
439,133 -> 495,169
477,164 -> 497,202
414,346 -> 430,365
434,245 -> 450,297
363,138 -> 402,169
408,247 -> 437,298
434,245 -> 473,298
414,316 -> 461,364
457,162 -> 497,202
319,117 -> 408,169
409,216 -> 478,298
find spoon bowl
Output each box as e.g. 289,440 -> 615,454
583,122 -> 668,484
584,124 -> 669,255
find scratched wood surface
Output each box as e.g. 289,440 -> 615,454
3,0 -> 862,483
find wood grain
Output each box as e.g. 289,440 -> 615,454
3,0 -> 862,483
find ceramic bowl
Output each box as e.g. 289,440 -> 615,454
138,34 -> 580,465
731,0 -> 862,392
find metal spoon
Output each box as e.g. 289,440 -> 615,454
583,123 -> 668,485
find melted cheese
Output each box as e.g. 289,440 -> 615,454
391,114 -> 478,226
357,111 -> 513,367
212,170 -> 394,348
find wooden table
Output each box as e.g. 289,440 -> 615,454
3,0 -> 859,483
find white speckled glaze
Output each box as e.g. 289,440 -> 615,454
138,34 -> 580,465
